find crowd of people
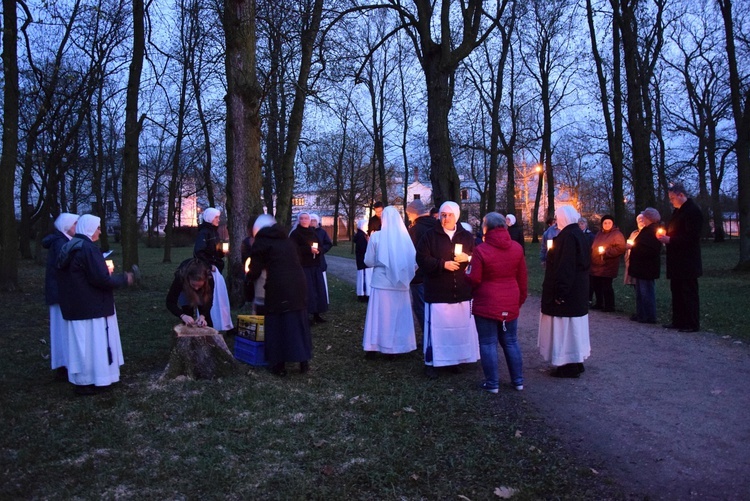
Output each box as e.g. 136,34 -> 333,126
43,182 -> 704,394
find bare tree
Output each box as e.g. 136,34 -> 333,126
223,0 -> 264,304
121,0 -> 146,269
716,0 -> 750,268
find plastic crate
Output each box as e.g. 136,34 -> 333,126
237,314 -> 265,341
234,337 -> 267,366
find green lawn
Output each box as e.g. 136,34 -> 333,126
0,239 -> 745,498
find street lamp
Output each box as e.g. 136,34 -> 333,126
532,164 -> 544,242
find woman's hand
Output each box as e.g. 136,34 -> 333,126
195,315 -> 207,327
180,314 -> 195,326
443,260 -> 460,271
454,252 -> 469,263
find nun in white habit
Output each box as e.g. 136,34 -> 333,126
416,201 -> 480,374
57,214 -> 134,393
362,206 -> 417,355
537,205 -> 591,378
42,212 -> 79,374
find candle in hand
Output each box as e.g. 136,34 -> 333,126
221,242 -> 229,253
244,257 -> 251,273
105,259 -> 114,274
598,245 -> 605,255
454,243 -> 463,255
627,239 -> 634,246
546,240 -> 553,250
312,242 -> 318,250
656,228 -> 665,237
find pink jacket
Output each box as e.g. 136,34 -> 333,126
466,227 -> 527,321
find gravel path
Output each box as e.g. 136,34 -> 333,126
325,255 -> 750,499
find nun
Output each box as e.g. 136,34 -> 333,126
247,215 -> 312,376
57,214 -> 134,395
289,212 -> 328,324
362,206 -> 417,357
194,207 -> 233,331
353,219 -> 372,302
416,201 -> 479,378
538,205 -> 591,378
42,213 -> 79,379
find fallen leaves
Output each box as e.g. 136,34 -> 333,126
494,486 -> 518,498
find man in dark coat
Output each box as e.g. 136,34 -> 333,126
658,183 -> 703,332
406,199 -> 439,334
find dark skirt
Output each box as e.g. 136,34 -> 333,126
303,266 -> 328,314
264,309 -> 313,364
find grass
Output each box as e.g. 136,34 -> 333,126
1,239 -> 746,499
1,244 -> 625,500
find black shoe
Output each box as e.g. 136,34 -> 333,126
364,351 -> 377,360
270,363 -> 287,377
576,363 -> 585,374
300,361 -> 309,373
640,319 -> 657,324
662,323 -> 679,329
74,384 -> 110,396
424,366 -> 438,379
313,314 -> 327,324
550,365 -> 580,378
630,314 -> 640,322
679,327 -> 699,333
54,367 -> 69,382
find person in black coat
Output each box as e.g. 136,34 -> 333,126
194,207 -> 233,331
353,219 -> 370,302
246,215 -> 312,376
289,212 -> 328,323
57,214 -> 134,394
42,212 -> 78,378
166,258 -> 214,327
538,205 -> 591,378
505,214 -> 525,254
310,213 -> 333,303
416,201 -> 478,377
658,183 -> 703,332
628,208 -> 662,324
406,199 -> 439,334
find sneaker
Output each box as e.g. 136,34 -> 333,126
514,385 -> 524,391
479,382 -> 499,394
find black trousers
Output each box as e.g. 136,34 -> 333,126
670,278 -> 700,330
591,276 -> 615,311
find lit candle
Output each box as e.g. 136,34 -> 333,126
221,242 -> 229,253
244,257 -> 251,273
312,242 -> 318,250
656,228 -> 665,237
105,259 -> 114,274
598,245 -> 605,255
546,240 -> 553,250
454,243 -> 463,255
627,239 -> 634,246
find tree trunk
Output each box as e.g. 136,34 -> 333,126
161,324 -> 239,380
121,0 -> 145,270
717,0 -> 750,268
273,0 -> 324,227
224,0 -> 264,305
0,0 -> 20,290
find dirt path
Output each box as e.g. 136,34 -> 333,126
326,255 -> 750,500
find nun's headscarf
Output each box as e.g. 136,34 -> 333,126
252,214 -> 276,237
375,206 -> 416,287
309,213 -> 320,226
357,219 -> 367,232
439,201 -> 461,220
54,213 -> 79,239
77,214 -> 101,240
506,214 -> 516,227
461,222 -> 472,232
555,205 -> 581,229
203,208 -> 221,225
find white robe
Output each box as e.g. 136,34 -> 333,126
67,313 -> 124,386
537,313 -> 591,365
362,287 -> 416,354
49,304 -> 69,369
210,267 -> 234,331
424,302 -> 480,367
356,268 -> 373,296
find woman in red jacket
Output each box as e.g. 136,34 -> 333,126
466,212 -> 528,392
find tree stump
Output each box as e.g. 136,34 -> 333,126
161,324 -> 240,380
